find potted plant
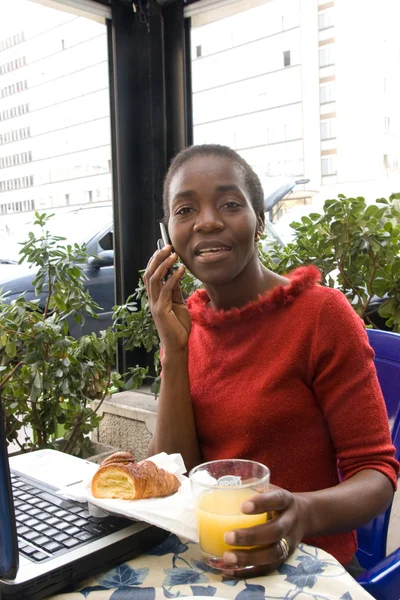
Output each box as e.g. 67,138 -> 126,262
0,213 -> 123,456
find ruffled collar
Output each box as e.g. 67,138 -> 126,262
187,265 -> 321,327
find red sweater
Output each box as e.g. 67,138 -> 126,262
186,266 -> 399,566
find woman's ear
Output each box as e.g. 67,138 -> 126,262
255,212 -> 265,239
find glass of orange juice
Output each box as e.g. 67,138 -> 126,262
189,459 -> 270,570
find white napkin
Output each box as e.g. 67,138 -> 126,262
57,452 -> 199,542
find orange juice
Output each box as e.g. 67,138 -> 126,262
196,488 -> 267,558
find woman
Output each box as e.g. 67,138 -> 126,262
144,144 -> 399,576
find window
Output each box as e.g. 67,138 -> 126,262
0,126 -> 31,145
383,154 -> 399,169
1,80 -> 28,98
283,50 -> 291,67
320,82 -> 335,103
319,45 -> 335,67
0,56 -> 26,74
319,10 -> 334,30
0,199 -> 34,215
0,150 -> 32,169
384,116 -> 391,133
320,118 -> 336,139
0,31 -> 24,53
0,174 -> 34,193
99,230 -> 113,251
321,155 -> 337,176
196,45 -> 202,58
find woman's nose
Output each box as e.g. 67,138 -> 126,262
193,209 -> 224,233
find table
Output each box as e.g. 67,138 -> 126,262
48,534 -> 374,600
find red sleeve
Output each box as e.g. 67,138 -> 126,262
310,288 -> 399,490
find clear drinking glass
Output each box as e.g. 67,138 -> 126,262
189,459 -> 270,570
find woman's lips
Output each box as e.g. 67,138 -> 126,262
195,248 -> 232,263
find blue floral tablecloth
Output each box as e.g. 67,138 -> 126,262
48,534 -> 373,600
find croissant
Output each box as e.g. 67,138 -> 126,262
91,458 -> 181,500
100,451 -> 135,467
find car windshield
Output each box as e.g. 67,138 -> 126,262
0,205 -> 113,263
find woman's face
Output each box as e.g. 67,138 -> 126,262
167,154 -> 264,285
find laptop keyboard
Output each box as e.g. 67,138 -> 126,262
11,473 -> 133,563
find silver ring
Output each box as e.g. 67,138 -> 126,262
278,537 -> 290,561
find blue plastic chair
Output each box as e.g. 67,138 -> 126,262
356,329 -> 400,599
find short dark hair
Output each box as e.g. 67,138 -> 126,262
162,144 -> 264,221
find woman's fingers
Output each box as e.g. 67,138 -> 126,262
224,513 -> 291,547
146,252 -> 178,302
223,538 -> 291,568
144,245 -> 174,284
221,488 -> 296,568
158,265 -> 185,301
241,489 -> 292,515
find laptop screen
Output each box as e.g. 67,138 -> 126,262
0,396 -> 19,579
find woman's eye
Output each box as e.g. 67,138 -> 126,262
175,206 -> 193,216
223,201 -> 242,209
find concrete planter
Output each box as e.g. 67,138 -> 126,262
91,389 -> 157,462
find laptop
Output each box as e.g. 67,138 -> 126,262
0,398 -> 168,600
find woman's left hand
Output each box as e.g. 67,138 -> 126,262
222,486 -> 310,576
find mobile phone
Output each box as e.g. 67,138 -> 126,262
159,222 -> 171,248
157,222 -> 173,280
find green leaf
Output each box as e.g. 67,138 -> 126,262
25,352 -> 39,365
5,340 -> 17,358
33,372 -> 41,388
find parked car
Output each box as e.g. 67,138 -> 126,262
0,204 -> 114,337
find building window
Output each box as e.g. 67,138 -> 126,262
0,56 -> 26,74
0,125 -> 30,145
196,45 -> 202,58
1,79 -> 28,98
283,50 -> 291,67
383,154 -> 399,169
384,116 -> 391,133
318,10 -> 334,30
0,150 -> 32,169
65,194 -> 70,206
0,174 -> 34,192
321,156 -> 337,176
320,118 -> 336,139
0,31 -> 24,53
320,82 -> 335,104
319,45 -> 335,67
0,199 -> 34,215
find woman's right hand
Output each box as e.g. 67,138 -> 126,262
143,245 -> 192,354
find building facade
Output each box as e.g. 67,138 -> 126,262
190,0 -> 400,209
1,0 -> 399,228
0,0 -> 111,220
